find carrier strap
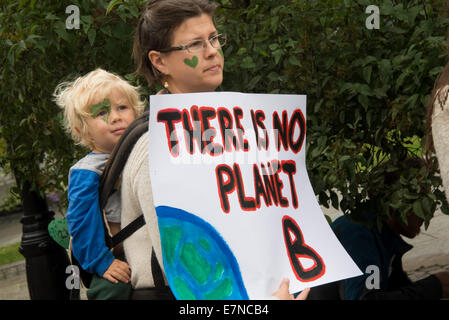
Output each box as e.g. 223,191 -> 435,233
99,111 -> 149,210
111,215 -> 165,288
110,214 -> 145,248
151,247 -> 166,288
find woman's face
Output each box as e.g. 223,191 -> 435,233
155,14 -> 224,93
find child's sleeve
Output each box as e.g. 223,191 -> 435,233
66,169 -> 115,277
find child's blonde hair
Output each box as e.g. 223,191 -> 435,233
53,68 -> 145,149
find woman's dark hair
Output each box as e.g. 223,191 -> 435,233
133,0 -> 217,87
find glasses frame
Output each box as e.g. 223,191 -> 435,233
158,34 -> 227,53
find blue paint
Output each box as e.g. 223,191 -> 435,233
156,205 -> 249,300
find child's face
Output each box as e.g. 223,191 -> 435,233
85,88 -> 136,153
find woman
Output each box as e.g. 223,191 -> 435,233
121,0 -> 308,300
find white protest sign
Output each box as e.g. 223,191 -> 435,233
148,92 -> 362,300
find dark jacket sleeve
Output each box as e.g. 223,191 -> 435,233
361,275 -> 442,300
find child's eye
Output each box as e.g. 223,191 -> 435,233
95,110 -> 108,117
118,105 -> 128,111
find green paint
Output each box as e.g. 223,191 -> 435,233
204,278 -> 232,300
218,48 -> 224,57
174,277 -> 196,300
90,98 -> 111,123
184,55 -> 198,68
180,242 -> 211,285
162,226 -> 182,264
198,238 -> 210,251
212,262 -> 224,281
48,218 -> 70,249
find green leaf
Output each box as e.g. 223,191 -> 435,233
288,55 -> 301,67
269,43 -> 279,51
106,0 -> 123,15
272,49 -> 283,65
429,66 -> 443,76
236,47 -> 247,56
362,66 -> 372,84
412,200 -> 425,219
88,29 -> 96,46
241,56 -> 255,69
247,75 -> 261,90
45,13 -> 59,21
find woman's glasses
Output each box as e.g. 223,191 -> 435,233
159,34 -> 227,53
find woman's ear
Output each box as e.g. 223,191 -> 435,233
148,50 -> 168,76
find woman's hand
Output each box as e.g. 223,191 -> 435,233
272,278 -> 310,300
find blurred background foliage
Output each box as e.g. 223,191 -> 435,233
1,0 -> 449,227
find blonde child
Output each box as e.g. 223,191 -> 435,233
53,68 -> 144,299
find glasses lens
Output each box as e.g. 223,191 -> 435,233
217,34 -> 226,47
187,39 -> 204,53
210,34 -> 226,48
186,34 -> 227,53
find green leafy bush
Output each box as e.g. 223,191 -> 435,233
0,0 -> 149,212
217,0 -> 449,227
1,0 -> 448,227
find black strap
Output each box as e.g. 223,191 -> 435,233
151,247 -> 166,288
111,215 -> 166,289
110,214 -> 146,248
99,111 -> 149,249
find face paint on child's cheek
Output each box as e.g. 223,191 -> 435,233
184,56 -> 199,68
218,48 -> 224,57
90,99 -> 111,123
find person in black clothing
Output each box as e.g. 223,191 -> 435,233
307,158 -> 449,300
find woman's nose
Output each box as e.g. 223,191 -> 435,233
203,40 -> 218,57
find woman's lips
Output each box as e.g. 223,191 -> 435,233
205,64 -> 220,72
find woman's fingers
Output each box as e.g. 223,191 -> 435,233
295,287 -> 310,300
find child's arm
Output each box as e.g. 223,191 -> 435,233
66,169 -> 115,278
102,222 -> 130,284
102,259 -> 131,284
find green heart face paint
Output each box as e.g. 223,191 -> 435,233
184,56 -> 199,68
90,98 -> 111,123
